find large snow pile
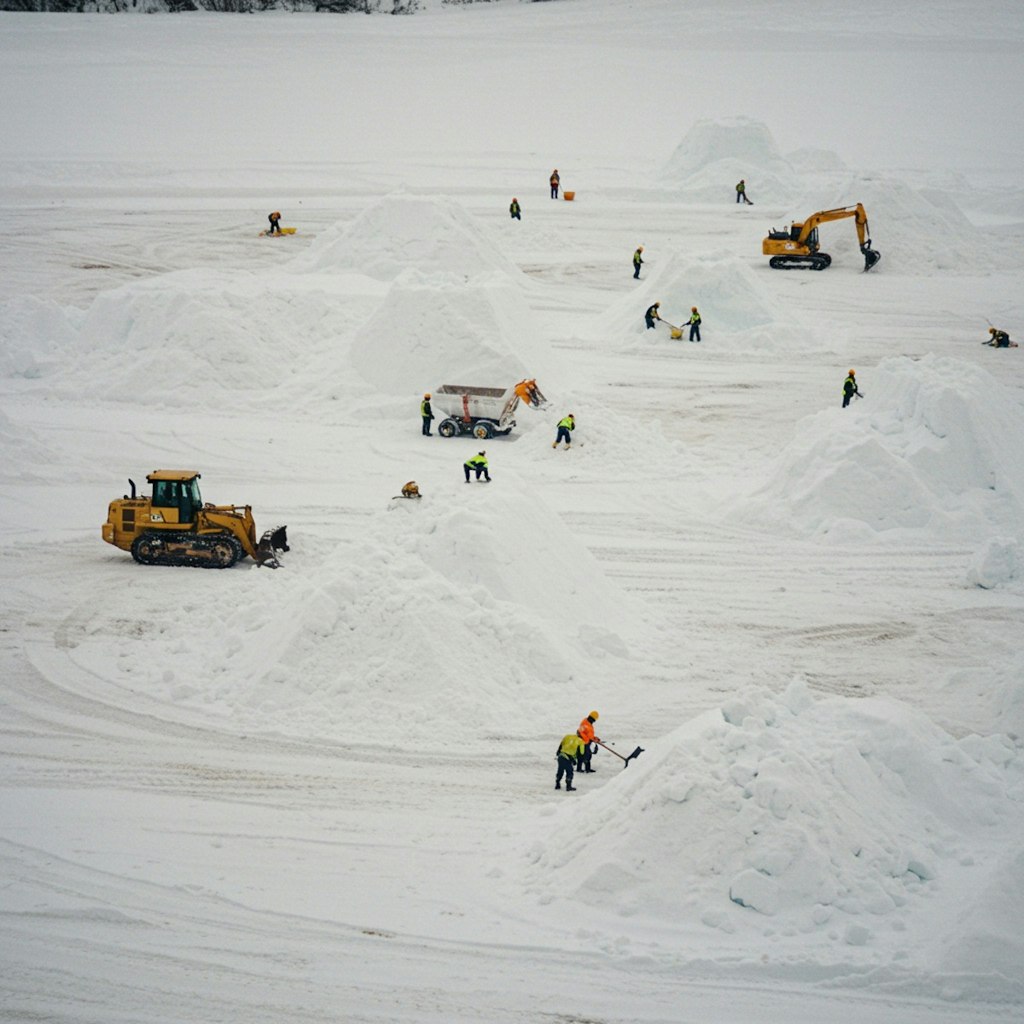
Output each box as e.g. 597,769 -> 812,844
0,295 -> 81,380
523,680 -> 1024,998
662,118 -> 801,204
733,355 -> 1024,545
80,486 -> 647,746
8,269 -> 383,410
294,192 -> 523,282
598,256 -> 809,350
350,270 -> 561,397
782,175 -> 991,275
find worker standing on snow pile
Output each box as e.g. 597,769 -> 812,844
633,246 -> 644,279
735,180 -> 752,205
421,393 -> 434,436
575,711 -> 601,774
842,369 -> 861,408
510,197 -> 521,220
986,327 -> 1017,348
555,732 -> 584,791
552,413 -> 575,450
688,306 -> 702,342
645,302 -> 661,330
268,210 -> 282,235
550,169 -> 560,199
463,451 -> 491,483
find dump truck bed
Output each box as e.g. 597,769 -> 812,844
434,385 -> 519,424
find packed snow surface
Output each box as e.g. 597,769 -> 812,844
1,4 -> 1024,1024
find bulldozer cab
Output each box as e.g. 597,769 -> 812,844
149,471 -> 202,526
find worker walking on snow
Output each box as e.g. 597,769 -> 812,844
645,302 -> 661,330
552,413 -> 575,450
688,306 -> 702,342
735,180 -> 752,205
986,327 -> 1017,348
267,210 -> 282,235
555,732 -> 584,791
575,711 -> 601,773
550,169 -> 560,199
842,369 -> 861,408
464,451 -> 491,483
421,393 -> 434,436
633,246 -> 644,279
510,197 -> 521,221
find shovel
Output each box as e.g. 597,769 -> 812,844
594,738 -> 645,767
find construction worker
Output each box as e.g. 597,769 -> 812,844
552,413 -> 575,450
464,451 -> 491,483
510,197 -> 521,221
555,732 -> 584,791
842,369 -> 860,408
267,210 -> 282,235
735,180 -> 752,205
645,302 -> 661,330
986,327 -> 1017,348
688,306 -> 702,342
575,710 -> 601,773
633,246 -> 644,279
420,393 -> 434,436
550,169 -> 560,199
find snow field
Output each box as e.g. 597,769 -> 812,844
2,7 -> 1024,1020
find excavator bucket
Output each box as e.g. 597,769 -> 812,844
862,246 -> 881,272
254,525 -> 289,569
513,379 -> 549,408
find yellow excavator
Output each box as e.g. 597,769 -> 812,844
102,470 -> 288,569
763,203 -> 880,272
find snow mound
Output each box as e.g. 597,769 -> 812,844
79,486 -> 645,746
350,270 -> 561,396
599,255 -> 808,349
662,118 -> 801,204
37,270 -> 378,409
785,175 -> 990,274
967,537 -> 1020,589
523,680 -> 1024,992
0,295 -> 81,380
734,355 -> 1024,543
294,192 -> 522,282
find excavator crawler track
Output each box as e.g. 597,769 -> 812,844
769,253 -> 832,271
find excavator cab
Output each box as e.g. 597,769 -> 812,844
763,203 -> 879,272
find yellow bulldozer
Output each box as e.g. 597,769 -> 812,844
102,470 -> 288,569
763,203 -> 880,272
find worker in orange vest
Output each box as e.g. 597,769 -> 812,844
575,710 -> 601,773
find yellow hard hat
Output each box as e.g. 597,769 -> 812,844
849,369 -> 856,376
424,392 -> 431,399
638,245 -> 644,251
589,710 -> 599,720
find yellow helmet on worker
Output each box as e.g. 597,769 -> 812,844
589,710 -> 599,720
424,392 -> 431,399
849,369 -> 855,376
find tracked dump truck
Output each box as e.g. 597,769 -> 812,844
763,203 -> 880,272
102,470 -> 288,569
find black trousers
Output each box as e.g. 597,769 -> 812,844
576,743 -> 593,772
464,466 -> 490,482
690,323 -> 701,342
645,316 -> 657,330
422,417 -> 433,436
556,755 -> 575,788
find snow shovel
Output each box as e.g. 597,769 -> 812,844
594,738 -> 644,767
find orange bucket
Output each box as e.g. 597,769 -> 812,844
563,191 -> 575,201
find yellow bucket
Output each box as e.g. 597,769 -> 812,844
670,326 -> 683,339
563,191 -> 575,201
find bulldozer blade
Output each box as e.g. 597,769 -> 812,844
254,525 -> 289,568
